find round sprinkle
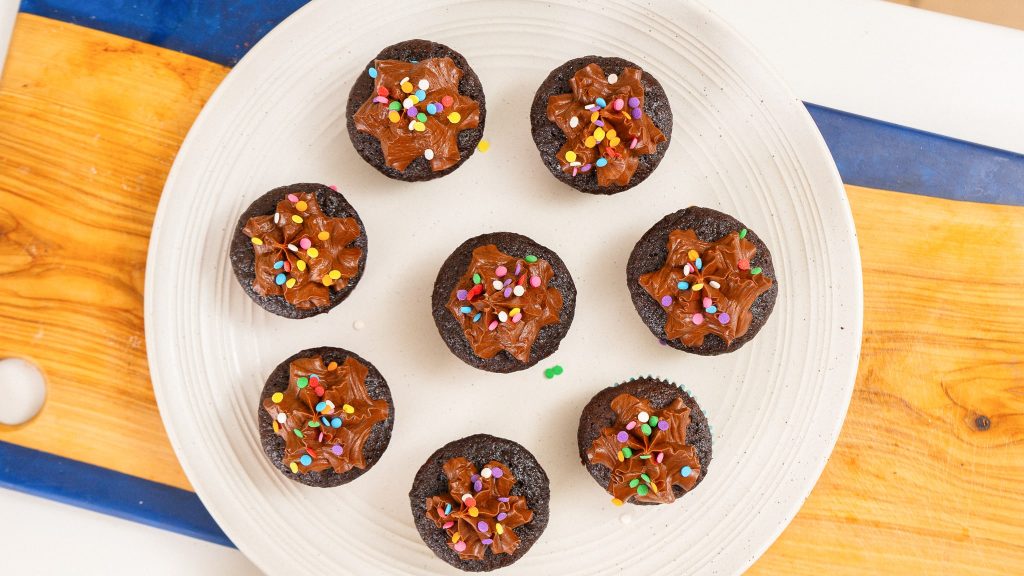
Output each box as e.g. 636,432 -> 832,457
553,365 -> 563,375
473,273 -> 482,284
658,419 -> 670,430
250,237 -> 263,245
706,305 -> 718,314
525,255 -> 538,263
691,283 -> 704,291
276,413 -> 286,424
388,100 -> 401,111
622,446 -> 633,458
703,297 -> 713,308
637,484 -> 649,497
368,67 -> 378,78
649,415 -> 659,426
453,541 -> 466,552
317,231 -> 330,242
629,478 -> 640,488
530,275 -> 541,288
477,140 -> 490,152
565,150 -> 577,162
331,417 -> 342,428
688,250 -> 699,261
326,445 -> 341,456
493,265 -> 507,278
489,280 -> 501,291
752,267 -> 763,275
626,421 -> 636,430
718,312 -> 731,324
491,467 -> 503,478
628,97 -> 640,108
594,127 -> 606,141
616,431 -> 629,442
441,95 -> 454,107
683,263 -> 693,275
289,462 -> 298,473
296,260 -> 307,272
696,258 -> 703,270
585,136 -> 597,148
447,112 -> 461,123
641,423 -> 653,436
544,368 -> 553,379
291,214 -> 303,224
660,295 -> 673,307
613,98 -> 624,111
307,247 -> 319,258
299,237 -> 312,250
457,289 -> 468,300
327,361 -> 338,371
271,392 -> 284,403
274,273 -> 286,286
681,466 -> 693,477
595,97 -> 607,108
569,116 -> 579,128
637,411 -> 650,423
425,103 -> 437,114
612,497 -> 624,506
596,157 -> 608,167
273,260 -> 285,270
342,404 -> 354,414
414,89 -> 426,101
295,200 -> 308,211
512,285 -> 525,297
738,259 -> 750,270
325,269 -> 340,281
631,108 -> 642,119
417,78 -> 429,90
498,311 -> 509,323
315,401 -> 327,412
400,81 -> 413,93
692,313 -> 705,325
413,121 -> 426,132
287,194 -> 299,202
296,377 -> 308,388
299,453 -> 313,466
387,110 -> 400,123
477,520 -> 489,532
480,467 -> 492,479
677,281 -> 690,290
419,148 -> 433,162
416,112 -> 427,122
608,73 -> 618,84
496,524 -> 504,535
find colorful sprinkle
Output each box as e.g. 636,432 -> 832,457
739,228 -> 748,239
718,312 -> 731,324
495,523 -> 504,535
706,305 -> 718,313
453,541 -> 467,552
692,283 -> 704,291
649,415 -> 659,426
387,110 -> 400,123
751,267 -> 763,275
416,112 -> 427,122
677,281 -> 690,290
616,431 -> 629,442
626,421 -> 636,430
631,108 -> 642,119
569,116 -> 579,128
512,285 -> 525,297
296,377 -> 308,389
299,454 -> 312,466
477,140 -> 490,152
607,73 -> 619,84
331,444 -> 343,456
477,521 -> 489,532
488,320 -> 498,331
447,112 -> 462,123
612,98 -> 624,111
291,214 -> 303,224
295,200 -> 308,211
629,478 -> 640,488
299,237 -> 312,250
276,413 -> 286,424
368,67 -> 377,78
296,260 -> 307,272
492,467 -> 504,478
595,157 -> 608,167
342,404 -> 354,414
681,466 -> 693,477
473,273 -> 481,284
530,275 -> 541,288
692,313 -> 704,325
565,150 -> 577,162
696,257 -> 703,270
388,100 -> 401,111
628,97 -> 640,108
525,254 -> 538,263
274,273 -> 286,286
293,428 -> 303,438
460,306 -> 472,314
637,484 -> 649,497
622,446 -> 633,458
287,193 -> 299,202
638,411 -> 650,423
641,423 -> 653,436
331,417 -> 342,428
658,419 -> 670,430
611,497 -> 624,506
660,295 -> 673,306
738,259 -> 750,270
271,392 -> 284,403
289,462 -> 299,473
250,237 -> 263,245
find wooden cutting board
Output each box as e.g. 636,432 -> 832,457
1,14 -> 1022,574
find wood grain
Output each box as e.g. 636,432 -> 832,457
1,13 -> 1022,572
0,14 -> 227,490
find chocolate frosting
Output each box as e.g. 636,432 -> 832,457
243,192 -> 362,310
262,355 -> 389,474
639,229 -> 773,347
425,458 -> 534,560
546,63 -> 666,186
446,245 -> 563,362
353,57 -> 481,172
586,393 -> 701,505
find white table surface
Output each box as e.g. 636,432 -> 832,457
1,0 -> 1022,573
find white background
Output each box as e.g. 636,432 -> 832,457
1,0 -> 1022,573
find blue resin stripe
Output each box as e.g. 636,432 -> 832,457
19,0 -> 309,66
806,103 -> 1024,206
0,440 -> 233,547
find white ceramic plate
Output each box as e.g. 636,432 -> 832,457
145,0 -> 862,573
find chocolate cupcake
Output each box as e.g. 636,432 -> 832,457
347,39 -> 486,181
577,377 -> 711,506
530,56 -> 672,194
410,434 -> 550,572
258,346 -> 394,488
431,232 -> 576,373
230,183 -> 367,319
627,206 -> 778,355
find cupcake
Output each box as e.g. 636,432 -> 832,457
431,232 -> 576,373
627,206 -> 778,354
347,39 -> 486,181
258,347 -> 394,487
410,434 -> 550,572
577,377 -> 711,506
230,183 -> 367,319
530,56 -> 672,194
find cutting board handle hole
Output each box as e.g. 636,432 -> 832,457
0,357 -> 47,427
